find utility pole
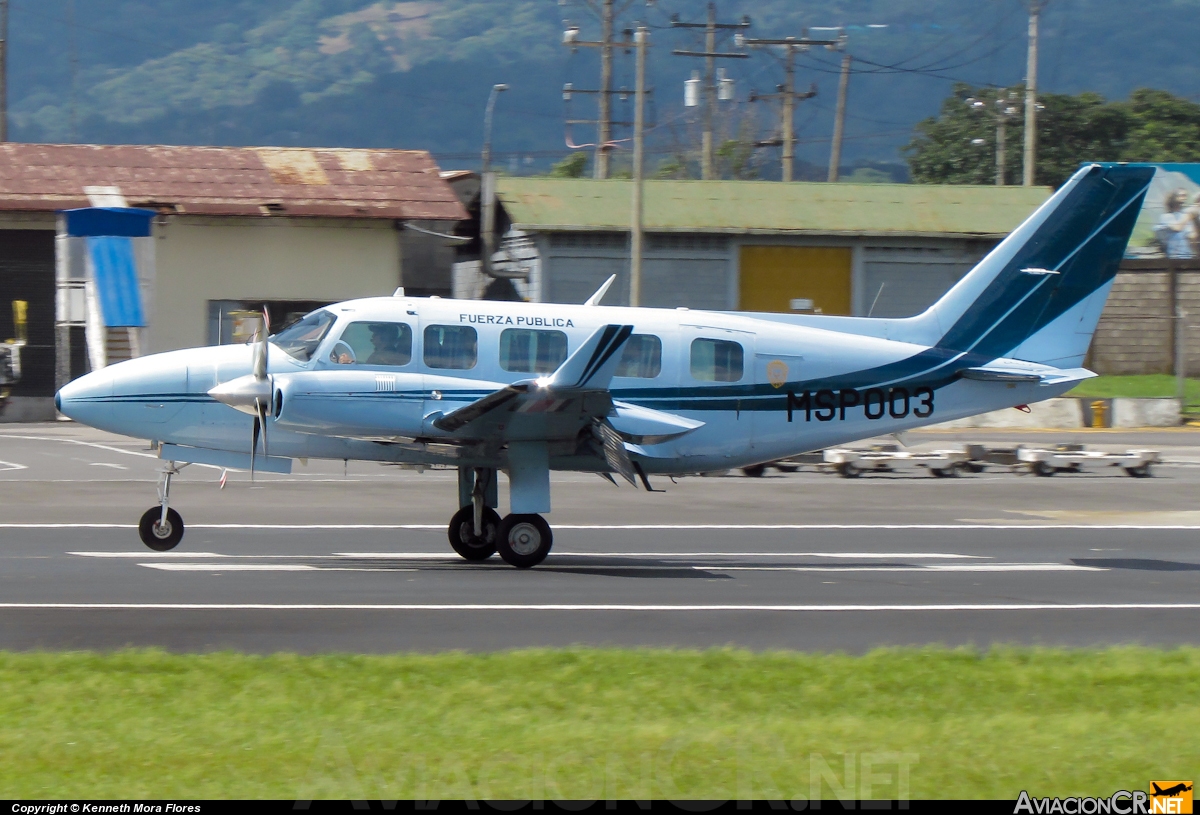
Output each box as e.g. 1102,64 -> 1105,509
966,92 -> 1020,185
562,1 -> 640,179
1023,0 -> 1044,187
671,5 -> 749,179
630,26 -> 648,307
480,83 -> 508,279
0,0 -> 8,142
827,40 -> 851,182
744,32 -> 838,182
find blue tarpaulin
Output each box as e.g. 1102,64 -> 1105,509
64,207 -> 155,238
88,236 -> 145,327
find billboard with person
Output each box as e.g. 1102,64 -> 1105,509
1126,163 -> 1200,258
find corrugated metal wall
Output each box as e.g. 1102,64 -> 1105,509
859,243 -> 993,317
542,233 -> 730,309
0,231 -> 56,396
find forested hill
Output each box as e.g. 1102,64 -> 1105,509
8,0 -> 1200,174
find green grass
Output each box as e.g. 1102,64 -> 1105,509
0,648 -> 1197,799
1067,374 -> 1200,403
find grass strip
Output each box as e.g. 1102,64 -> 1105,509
0,647 -> 1196,799
1067,374 -> 1200,407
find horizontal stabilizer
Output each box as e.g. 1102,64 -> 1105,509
545,324 -> 634,391
960,362 -> 1096,386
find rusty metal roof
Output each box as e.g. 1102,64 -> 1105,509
0,143 -> 467,220
498,177 -> 1053,238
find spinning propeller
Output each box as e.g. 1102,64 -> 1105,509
207,307 -> 274,479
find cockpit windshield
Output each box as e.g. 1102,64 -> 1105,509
270,310 -> 336,361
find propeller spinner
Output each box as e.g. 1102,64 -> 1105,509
207,307 -> 273,478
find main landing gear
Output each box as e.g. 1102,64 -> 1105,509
448,466 -> 554,568
138,461 -> 187,551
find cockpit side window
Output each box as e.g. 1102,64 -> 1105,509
271,310 -> 336,362
329,322 -> 413,366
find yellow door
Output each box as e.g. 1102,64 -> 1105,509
738,246 -> 852,315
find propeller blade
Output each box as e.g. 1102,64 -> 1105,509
593,418 -> 637,486
250,410 -> 260,481
252,306 -> 270,381
255,396 -> 269,460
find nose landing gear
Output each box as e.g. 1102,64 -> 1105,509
138,462 -> 187,551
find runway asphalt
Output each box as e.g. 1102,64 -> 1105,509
2,422 -> 1200,653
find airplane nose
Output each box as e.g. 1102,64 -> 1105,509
55,368 -> 115,427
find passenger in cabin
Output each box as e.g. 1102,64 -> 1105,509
366,323 -> 409,365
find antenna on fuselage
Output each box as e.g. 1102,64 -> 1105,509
583,275 -> 617,306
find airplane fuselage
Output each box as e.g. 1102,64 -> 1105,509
58,295 -> 1074,475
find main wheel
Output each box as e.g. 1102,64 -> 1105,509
1124,463 -> 1153,478
447,505 -> 501,561
741,464 -> 767,477
496,513 -> 553,569
138,506 -> 184,551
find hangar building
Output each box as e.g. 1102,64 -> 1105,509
486,178 -> 1052,315
0,143 -> 465,420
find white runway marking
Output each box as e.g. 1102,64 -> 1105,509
332,551 -> 989,559
14,522 -> 1200,530
0,602 -> 1197,612
88,462 -> 128,470
710,563 -> 1104,572
138,563 -> 416,572
0,460 -> 27,471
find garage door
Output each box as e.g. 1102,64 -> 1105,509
738,246 -> 852,315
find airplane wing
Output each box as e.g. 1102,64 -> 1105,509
431,323 -> 635,437
430,325 -> 703,481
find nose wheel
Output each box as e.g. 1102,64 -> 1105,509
496,514 -> 553,569
138,461 -> 187,551
448,505 -> 501,560
139,506 -> 184,551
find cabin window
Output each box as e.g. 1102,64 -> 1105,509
500,329 -> 568,374
690,338 -> 743,382
615,334 -> 662,379
424,325 -> 478,370
329,322 -> 412,366
271,309 -> 336,362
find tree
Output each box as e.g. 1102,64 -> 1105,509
905,85 -> 1200,187
549,152 -> 588,178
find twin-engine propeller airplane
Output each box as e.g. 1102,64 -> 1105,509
57,163 -> 1152,567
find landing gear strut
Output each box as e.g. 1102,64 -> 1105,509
139,461 -> 187,551
448,467 -> 501,561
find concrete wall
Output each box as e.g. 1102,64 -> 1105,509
150,216 -> 402,352
1089,261 -> 1200,375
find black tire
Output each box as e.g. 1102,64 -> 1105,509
837,462 -> 860,479
496,514 -> 553,569
963,462 -> 986,474
930,467 -> 956,478
741,464 -> 767,477
1032,461 -> 1055,477
774,463 -> 800,473
447,505 -> 501,561
1124,464 -> 1152,478
138,506 -> 184,551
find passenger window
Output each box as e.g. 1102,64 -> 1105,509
500,329 -> 568,373
424,325 -> 477,370
615,334 -> 662,379
329,322 -> 412,366
690,338 -> 743,382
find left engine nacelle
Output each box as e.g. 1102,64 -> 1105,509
272,370 -> 429,437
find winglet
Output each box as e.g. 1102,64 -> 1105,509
545,324 -> 634,391
583,275 -> 617,306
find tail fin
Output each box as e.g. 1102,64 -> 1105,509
926,163 -> 1153,366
